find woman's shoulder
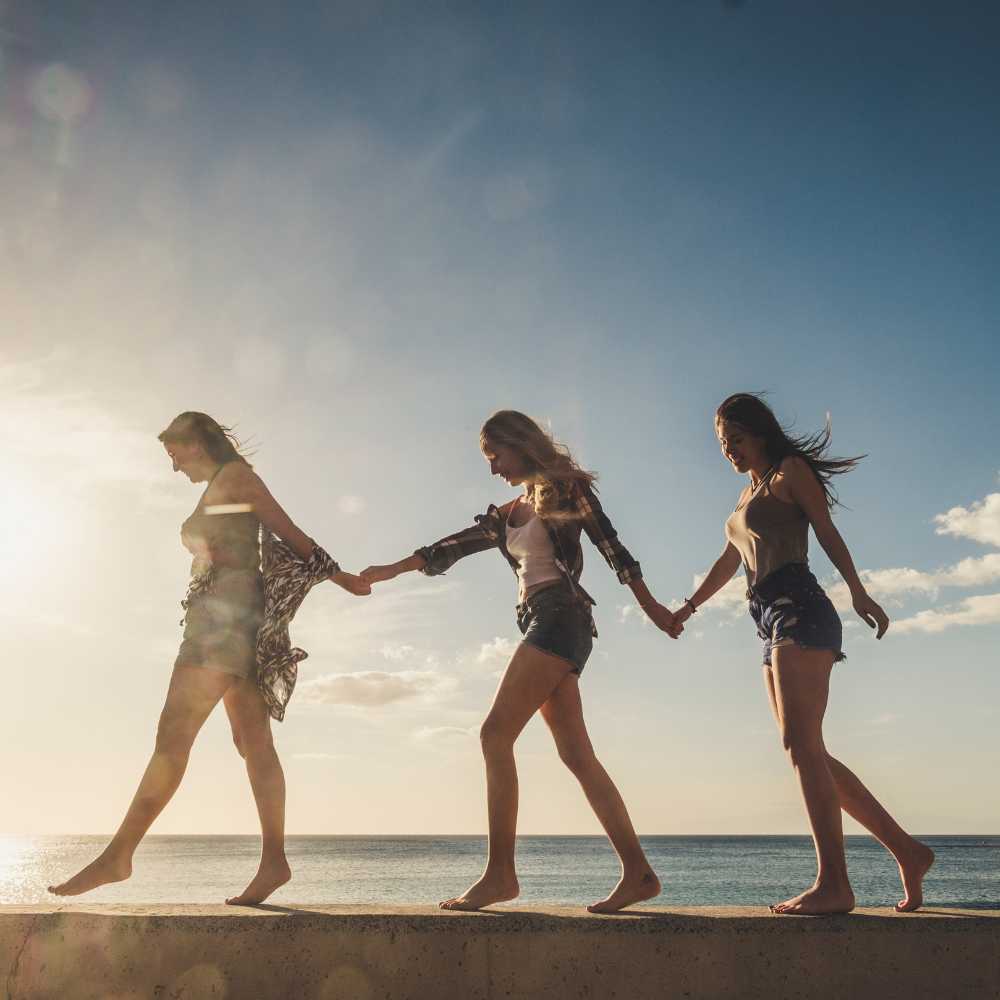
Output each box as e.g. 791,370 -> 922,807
777,455 -> 810,476
208,460 -> 259,502
773,455 -> 814,489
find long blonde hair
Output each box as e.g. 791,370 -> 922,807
480,410 -> 596,520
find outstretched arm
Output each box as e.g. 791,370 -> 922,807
575,484 -> 678,637
672,541 -> 743,630
781,456 -> 888,638
218,463 -> 370,596
361,552 -> 427,585
361,509 -> 502,586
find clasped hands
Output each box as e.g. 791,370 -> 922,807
332,560 -> 409,596
641,601 -> 688,640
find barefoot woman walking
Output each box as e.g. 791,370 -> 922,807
672,394 -> 933,914
50,412 -> 370,904
362,410 -> 677,913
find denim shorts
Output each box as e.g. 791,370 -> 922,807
748,563 -> 845,667
516,582 -> 595,676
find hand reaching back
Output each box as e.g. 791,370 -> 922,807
332,571 -> 372,596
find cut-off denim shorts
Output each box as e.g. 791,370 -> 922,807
516,581 -> 595,675
747,563 -> 845,667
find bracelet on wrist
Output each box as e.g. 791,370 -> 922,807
683,597 -> 698,615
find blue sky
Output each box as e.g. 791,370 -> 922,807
2,1 -> 998,838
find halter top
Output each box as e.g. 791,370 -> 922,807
180,463 -> 261,578
725,466 -> 808,588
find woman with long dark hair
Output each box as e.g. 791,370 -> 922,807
49,412 -> 370,903
671,393 -> 933,914
361,410 -> 678,912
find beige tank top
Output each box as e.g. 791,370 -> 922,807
725,466 -> 808,588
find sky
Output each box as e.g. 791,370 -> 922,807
2,1 -> 999,837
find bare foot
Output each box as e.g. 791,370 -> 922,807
48,851 -> 132,896
587,870 -> 661,914
895,842 -> 935,913
439,871 -> 519,911
770,882 -> 855,915
225,857 -> 291,906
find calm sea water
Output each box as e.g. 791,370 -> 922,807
1,835 -> 996,908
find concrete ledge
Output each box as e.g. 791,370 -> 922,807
3,905 -> 998,999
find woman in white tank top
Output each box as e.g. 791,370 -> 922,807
362,409 -> 679,913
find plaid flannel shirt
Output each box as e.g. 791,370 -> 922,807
414,481 -> 641,606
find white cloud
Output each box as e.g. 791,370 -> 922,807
892,593 -> 1000,635
297,669 -> 456,707
413,725 -> 477,744
820,487 -> 1000,634
825,554 -> 1000,611
689,573 -> 746,615
934,493 -> 1000,548
476,636 -> 517,665
380,643 -> 417,661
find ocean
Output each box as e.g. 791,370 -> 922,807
2,835 -> 997,908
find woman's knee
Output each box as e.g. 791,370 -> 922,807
559,747 -> 598,776
555,737 -> 597,775
155,712 -> 197,758
479,714 -> 515,756
780,726 -> 826,767
240,728 -> 276,761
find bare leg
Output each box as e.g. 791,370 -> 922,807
439,643 -> 571,911
223,678 -> 290,905
49,666 -> 233,896
540,674 -> 660,913
824,756 -> 933,910
763,662 -> 933,912
766,646 -> 855,914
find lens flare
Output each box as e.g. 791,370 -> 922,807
29,63 -> 93,124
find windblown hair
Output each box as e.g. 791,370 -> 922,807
480,410 -> 596,520
158,411 -> 251,467
715,393 -> 862,509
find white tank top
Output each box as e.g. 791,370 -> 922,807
505,513 -> 561,601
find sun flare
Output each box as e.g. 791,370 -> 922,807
2,473 -> 71,586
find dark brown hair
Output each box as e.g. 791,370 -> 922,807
715,393 -> 862,508
158,412 -> 251,467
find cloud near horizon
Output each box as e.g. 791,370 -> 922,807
934,492 -> 1000,548
297,669 -> 457,707
476,636 -> 517,666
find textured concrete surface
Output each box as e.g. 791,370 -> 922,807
2,905 -> 998,1000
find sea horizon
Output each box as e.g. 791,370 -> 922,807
4,834 -> 997,909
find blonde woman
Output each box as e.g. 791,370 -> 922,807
362,410 -> 677,912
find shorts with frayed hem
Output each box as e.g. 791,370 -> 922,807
748,563 -> 845,668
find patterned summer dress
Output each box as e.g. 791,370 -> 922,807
176,464 -> 342,720
176,472 -> 264,680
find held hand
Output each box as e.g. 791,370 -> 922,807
643,601 -> 683,639
663,604 -> 694,638
360,564 -> 399,586
853,590 -> 889,639
672,604 -> 694,628
332,571 -> 372,596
